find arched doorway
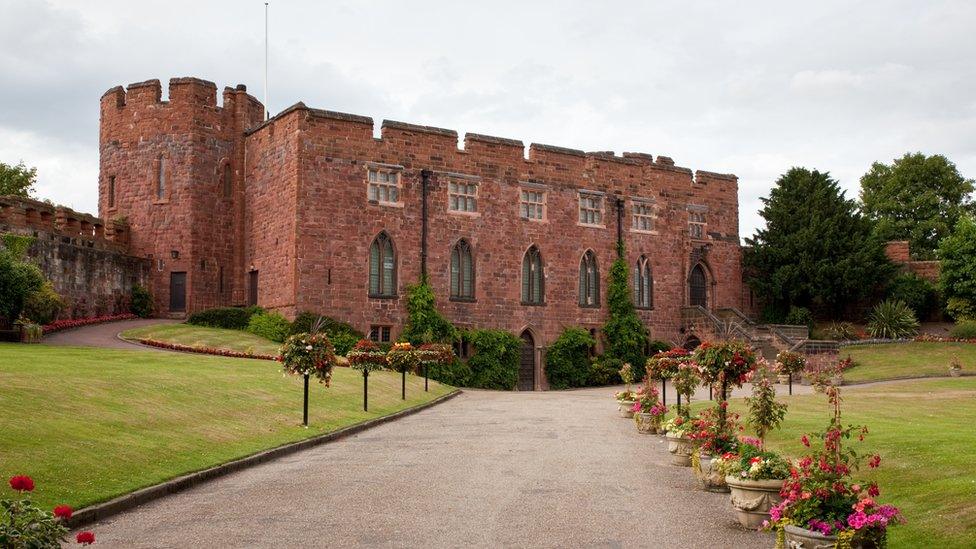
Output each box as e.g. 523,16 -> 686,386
518,330 -> 536,391
683,335 -> 702,352
690,264 -> 708,308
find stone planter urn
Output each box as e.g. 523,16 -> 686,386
618,400 -> 636,418
776,374 -> 790,385
666,433 -> 694,466
634,412 -> 658,434
949,366 -> 962,378
725,476 -> 784,528
783,525 -> 837,548
693,451 -> 729,493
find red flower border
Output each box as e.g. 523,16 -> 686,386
43,314 -> 137,334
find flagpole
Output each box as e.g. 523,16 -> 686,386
264,2 -> 269,119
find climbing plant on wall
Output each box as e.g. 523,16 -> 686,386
602,243 -> 649,380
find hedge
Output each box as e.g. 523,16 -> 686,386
465,329 -> 521,390
545,327 -> 595,389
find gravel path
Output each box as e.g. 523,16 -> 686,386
42,319 -> 177,350
83,387 -> 771,548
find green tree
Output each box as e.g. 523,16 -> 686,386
938,215 -> 976,320
602,244 -> 648,378
400,276 -> 457,344
0,248 -> 45,326
860,153 -> 974,260
744,167 -> 894,318
0,161 -> 37,197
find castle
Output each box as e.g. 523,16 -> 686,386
97,76 -> 746,389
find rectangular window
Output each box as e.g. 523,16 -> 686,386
578,193 -> 603,226
369,325 -> 392,343
689,211 -> 706,239
367,169 -> 400,204
632,202 -> 655,232
448,181 -> 478,212
156,157 -> 166,200
519,190 -> 545,220
108,176 -> 116,208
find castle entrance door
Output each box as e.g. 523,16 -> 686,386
169,272 -> 186,312
518,330 -> 536,391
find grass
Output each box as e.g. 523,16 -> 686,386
716,378 -> 976,548
0,344 -> 452,510
842,342 -> 976,383
120,323 -> 282,356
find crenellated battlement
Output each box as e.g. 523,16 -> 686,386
0,195 -> 129,251
100,77 -> 263,125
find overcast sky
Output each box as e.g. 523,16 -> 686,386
1,0 -> 974,239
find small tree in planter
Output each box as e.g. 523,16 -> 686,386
2,475 -> 96,547
646,347 -> 689,407
746,359 -> 789,447
765,385 -> 904,547
280,332 -> 336,426
387,342 -> 419,400
632,385 -> 662,433
671,360 -> 700,418
347,339 -> 388,411
416,343 -> 454,392
775,350 -> 805,395
693,340 -> 758,418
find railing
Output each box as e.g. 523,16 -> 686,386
715,307 -> 757,327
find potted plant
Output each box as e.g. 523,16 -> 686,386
764,384 -> 904,548
632,385 -> 659,433
720,441 -> 792,529
663,415 -> 696,466
280,331 -> 337,425
688,405 -> 741,492
646,348 -> 689,407
615,362 -> 637,417
775,350 -> 805,394
949,355 -> 962,377
387,342 -> 420,400
347,338 -> 389,411
671,359 -> 700,419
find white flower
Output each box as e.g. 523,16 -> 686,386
306,345 -> 313,350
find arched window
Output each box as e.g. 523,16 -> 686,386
222,163 -> 232,197
633,255 -> 653,309
690,263 -> 708,308
579,250 -> 599,307
156,155 -> 166,200
369,232 -> 396,297
521,246 -> 544,305
450,239 -> 474,300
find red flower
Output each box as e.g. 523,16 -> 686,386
868,484 -> 880,497
53,504 -> 73,520
868,454 -> 881,468
9,475 -> 35,492
800,435 -> 810,447
76,531 -> 96,545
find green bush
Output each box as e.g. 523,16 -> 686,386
784,306 -> 814,333
246,311 -> 292,343
602,248 -> 649,381
288,312 -> 363,356
329,331 -> 359,357
0,248 -> 44,326
822,322 -> 858,341
400,277 -> 458,344
950,320 -> 976,340
887,273 -> 938,320
867,299 -> 920,339
186,307 -> 256,330
588,356 -> 624,386
22,280 -> 64,325
647,340 -> 672,355
130,284 -> 154,318
545,327 -> 595,390
939,215 -> 976,320
427,357 -> 473,387
464,329 -> 521,390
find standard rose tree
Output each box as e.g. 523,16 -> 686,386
387,342 -> 420,400
347,339 -> 389,411
279,332 -> 337,426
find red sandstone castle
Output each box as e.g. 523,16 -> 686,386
98,77 -> 745,387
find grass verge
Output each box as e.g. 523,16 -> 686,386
842,342 -> 975,383
0,343 -> 451,510
120,323 -> 282,356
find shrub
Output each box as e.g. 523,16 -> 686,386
784,306 -> 814,332
464,329 -> 521,390
246,311 -> 292,342
950,320 -> 976,340
647,340 -> 672,355
602,248 -> 648,381
329,332 -> 359,357
0,248 -> 44,327
544,327 -> 595,390
588,356 -> 623,386
22,280 -> 64,325
130,284 -> 154,318
867,299 -> 919,339
822,321 -> 858,341
427,357 -> 473,387
400,277 -> 458,344
887,273 -> 938,320
288,312 -> 362,356
186,307 -> 255,330
939,215 -> 976,320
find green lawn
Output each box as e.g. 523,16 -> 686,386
0,344 -> 452,510
120,323 -> 282,356
720,378 -> 976,548
842,342 -> 976,383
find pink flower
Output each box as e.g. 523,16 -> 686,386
869,454 -> 881,468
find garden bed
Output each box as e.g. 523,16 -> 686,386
43,314 -> 137,334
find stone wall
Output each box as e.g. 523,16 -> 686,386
884,240 -> 941,283
0,196 -> 149,318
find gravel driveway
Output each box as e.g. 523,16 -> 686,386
84,387 -> 771,548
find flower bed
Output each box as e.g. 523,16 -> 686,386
42,314 -> 137,334
136,338 -> 279,361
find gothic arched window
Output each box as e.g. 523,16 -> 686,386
369,232 -> 396,297
634,255 -> 653,309
521,246 -> 544,305
579,250 -> 599,307
450,239 -> 474,300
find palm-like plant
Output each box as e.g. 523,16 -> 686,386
867,299 -> 920,339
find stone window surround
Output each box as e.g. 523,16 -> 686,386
577,190 -> 605,228
518,181 -> 547,222
151,153 -> 170,205
368,325 -> 392,343
366,162 -> 404,207
688,204 -> 708,240
444,172 -> 481,216
631,197 -> 658,235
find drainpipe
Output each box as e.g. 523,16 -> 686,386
615,197 -> 625,258
420,169 -> 432,279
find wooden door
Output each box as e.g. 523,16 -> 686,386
169,272 -> 187,312
248,271 -> 258,306
690,264 -> 707,308
518,330 -> 535,391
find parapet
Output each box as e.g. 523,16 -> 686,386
0,195 -> 126,252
